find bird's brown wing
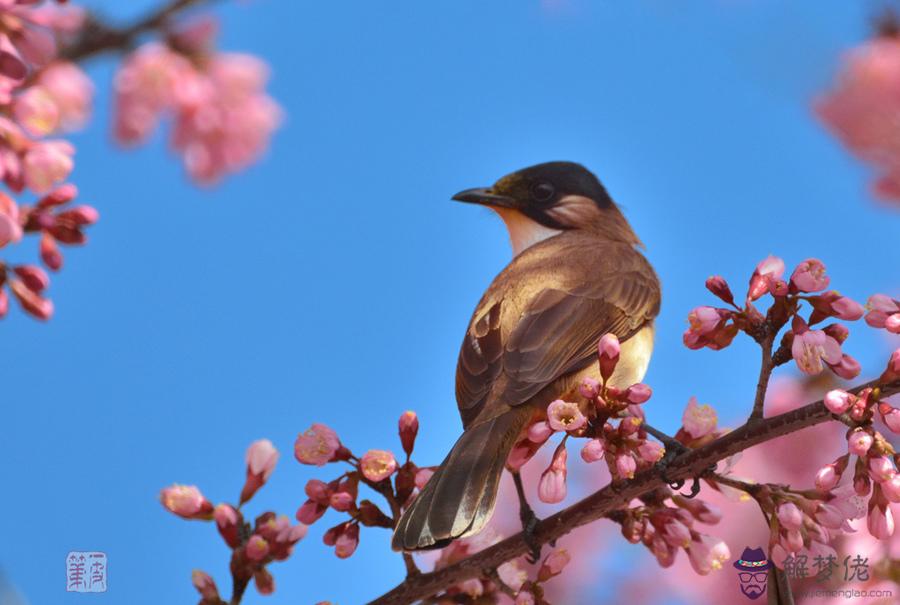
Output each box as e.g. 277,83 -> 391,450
456,240 -> 660,428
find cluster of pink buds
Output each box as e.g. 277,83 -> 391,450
0,183 -> 97,319
751,485 -> 857,569
428,529 -> 568,605
619,495 -> 729,575
293,411 -> 423,560
866,294 -> 900,333
685,257 -> 864,380
508,333 -> 663,504
161,439 -> 307,601
113,19 -> 281,185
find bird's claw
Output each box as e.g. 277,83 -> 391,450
520,507 -> 542,564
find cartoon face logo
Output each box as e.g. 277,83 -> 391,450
733,547 -> 771,600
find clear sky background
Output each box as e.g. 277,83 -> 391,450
1,1 -> 899,604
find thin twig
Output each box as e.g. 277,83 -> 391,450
366,377 -> 900,605
751,333 -> 775,420
60,0 -> 216,62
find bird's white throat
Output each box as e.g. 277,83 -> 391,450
494,208 -> 562,256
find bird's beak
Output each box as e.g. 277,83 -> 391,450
451,187 -> 517,209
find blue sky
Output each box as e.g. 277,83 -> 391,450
1,1 -> 899,604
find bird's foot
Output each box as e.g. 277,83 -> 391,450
520,505 -> 543,564
651,434 -> 715,499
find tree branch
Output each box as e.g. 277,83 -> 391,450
367,377 -> 900,605
60,0 -> 215,63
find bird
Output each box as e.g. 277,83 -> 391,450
391,161 -> 661,557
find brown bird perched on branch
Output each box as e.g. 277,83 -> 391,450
391,161 -> 661,559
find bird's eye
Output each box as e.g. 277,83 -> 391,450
530,181 -> 555,202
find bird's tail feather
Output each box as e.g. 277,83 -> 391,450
391,407 -> 531,552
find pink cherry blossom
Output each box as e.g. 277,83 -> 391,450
682,397 -> 717,439
159,484 -> 213,519
538,443 -> 568,503
578,376 -> 600,399
22,139 -> 73,193
538,548 -> 571,580
334,523 -> 359,558
867,500 -> 894,539
790,258 -> 830,292
624,383 -> 652,404
359,449 -> 397,482
13,86 -> 59,136
546,399 -> 586,432
791,322 -> 842,375
865,293 -> 900,330
660,518 -> 692,548
868,456 -> 896,482
637,440 -> 664,463
515,591 -> 535,605
815,463 -> 841,491
881,405 -> 900,433
294,423 -> 340,466
37,62 -> 94,131
0,192 -> 22,247
828,354 -> 861,380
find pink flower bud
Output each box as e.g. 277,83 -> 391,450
398,410 -> 418,456
687,306 -> 723,335
191,570 -> 219,601
615,453 -> 637,480
538,443 -> 568,503
580,438 -> 605,463
334,523 -> 360,558
790,258 -> 830,293
294,423 -> 341,466
515,591 -> 535,605
598,333 -> 620,380
637,440 -> 664,463
240,438 -> 279,504
40,232 -> 62,271
414,467 -> 434,490
676,497 -> 722,524
9,279 -> 52,320
14,86 -> 60,137
831,295 -> 865,321
823,323 -> 849,344
22,140 -> 74,194
882,349 -> 900,384
748,255 -> 785,300
686,534 -> 731,575
867,500 -> 894,539
213,504 -> 242,548
13,265 -> 49,293
546,399 -> 586,432
828,354 -> 861,380
296,499 -> 326,525
682,397 -> 717,439
254,568 -> 274,595
848,430 -> 873,456
578,377 -> 600,399
781,528 -> 804,553
705,275 -> 735,305
160,484 -> 213,519
537,548 -> 571,581
624,383 -> 652,404
245,535 -> 269,562
304,479 -> 331,502
882,475 -> 900,503
869,456 -> 896,482
824,389 -> 853,415
882,407 -> 900,433
661,518 -> 692,548
815,464 -> 840,491
776,502 -> 804,530
359,449 -> 398,482
527,420 -> 553,443
329,491 -> 355,512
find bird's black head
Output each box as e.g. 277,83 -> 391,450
452,161 -> 616,231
